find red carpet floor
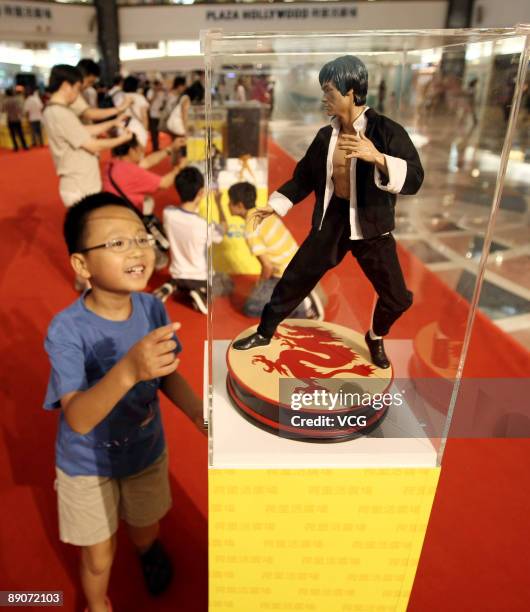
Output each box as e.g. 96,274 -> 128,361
0,140 -> 529,611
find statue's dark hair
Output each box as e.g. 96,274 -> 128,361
319,55 -> 368,106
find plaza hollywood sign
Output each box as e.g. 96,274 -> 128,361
205,5 -> 358,23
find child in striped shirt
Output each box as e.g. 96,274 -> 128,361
228,182 -> 323,319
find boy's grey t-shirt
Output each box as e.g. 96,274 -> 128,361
44,292 -> 182,478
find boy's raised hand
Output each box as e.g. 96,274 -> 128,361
123,322 -> 181,385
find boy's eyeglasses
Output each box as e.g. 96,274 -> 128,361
80,234 -> 156,254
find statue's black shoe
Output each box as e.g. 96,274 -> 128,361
365,332 -> 390,369
232,332 -> 271,351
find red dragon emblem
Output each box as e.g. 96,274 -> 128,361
252,324 -> 375,389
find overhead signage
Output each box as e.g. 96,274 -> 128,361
206,5 -> 358,22
0,3 -> 52,19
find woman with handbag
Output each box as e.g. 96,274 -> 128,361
122,75 -> 150,148
159,76 -> 190,166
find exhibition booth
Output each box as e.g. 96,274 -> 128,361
202,26 -> 529,611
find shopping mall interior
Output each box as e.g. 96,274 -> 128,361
0,1 -> 529,611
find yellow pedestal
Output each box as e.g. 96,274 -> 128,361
210,468 -> 439,611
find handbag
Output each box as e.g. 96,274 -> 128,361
166,98 -> 185,135
158,94 -> 179,134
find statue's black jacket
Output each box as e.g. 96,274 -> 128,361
276,108 -> 424,239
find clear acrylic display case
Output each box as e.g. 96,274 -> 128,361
202,26 -> 530,469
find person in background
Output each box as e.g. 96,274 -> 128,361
77,59 -> 99,107
154,167 -> 231,311
250,76 -> 269,104
108,75 -> 125,108
122,75 -> 150,148
2,88 -> 28,152
214,77 -> 228,104
377,79 -> 387,113
103,133 -> 187,271
266,78 -> 275,118
141,79 -> 151,98
235,78 -> 247,103
103,134 -> 187,213
43,64 -> 132,208
96,83 -> 109,108
186,71 -> 205,104
147,80 -> 167,152
23,88 -> 44,147
466,77 -> 479,128
71,63 -> 131,124
228,181 -> 323,320
159,77 -> 190,168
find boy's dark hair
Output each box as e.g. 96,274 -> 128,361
123,75 -> 139,93
63,192 -> 143,255
228,182 -> 257,210
172,76 -> 186,90
174,167 -> 204,203
112,133 -> 140,157
48,65 -> 82,93
112,75 -> 123,86
77,58 -> 100,78
319,55 -> 368,106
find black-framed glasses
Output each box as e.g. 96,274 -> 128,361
80,234 -> 156,254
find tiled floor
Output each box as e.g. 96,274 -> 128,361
269,107 -> 530,351
398,239 -> 450,264
487,254 -> 530,292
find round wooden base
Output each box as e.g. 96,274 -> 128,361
226,320 -> 394,442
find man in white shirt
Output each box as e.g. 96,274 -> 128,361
108,75 -> 125,108
122,75 -> 149,148
23,89 -> 44,147
76,58 -> 99,107
147,80 -> 167,151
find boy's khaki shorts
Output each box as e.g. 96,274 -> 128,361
55,449 -> 172,547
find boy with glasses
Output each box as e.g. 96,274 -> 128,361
43,192 -> 203,612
